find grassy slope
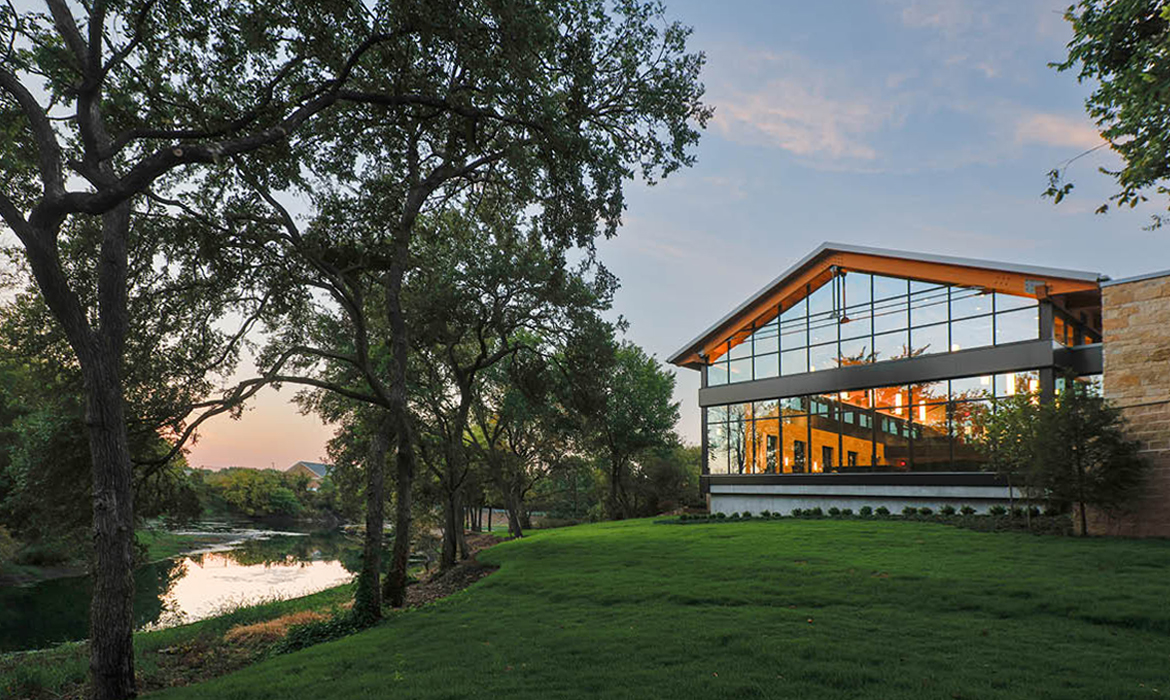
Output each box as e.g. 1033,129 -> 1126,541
150,519 -> 1170,700
1,585 -> 352,698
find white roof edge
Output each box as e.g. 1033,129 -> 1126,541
667,241 -> 1106,366
1101,269 -> 1170,287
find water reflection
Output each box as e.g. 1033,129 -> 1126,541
0,530 -> 358,652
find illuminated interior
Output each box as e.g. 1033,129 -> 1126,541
704,371 -> 1101,475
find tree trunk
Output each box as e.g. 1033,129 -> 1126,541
354,419 -> 389,622
382,211 -> 418,608
505,489 -> 524,538
441,488 -> 459,570
83,355 -> 137,700
383,444 -> 414,607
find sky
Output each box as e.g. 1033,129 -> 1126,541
97,1 -> 1170,467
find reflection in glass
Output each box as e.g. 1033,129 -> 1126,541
781,347 -> 807,376
781,296 -> 808,349
754,353 -> 779,380
913,402 -> 950,471
994,292 -> 1037,312
874,330 -> 909,362
728,357 -> 751,383
728,405 -> 750,474
707,363 -> 728,386
810,343 -> 837,372
995,307 -> 1038,345
838,337 -> 872,367
950,314 -> 991,351
783,413 -> 809,473
952,399 -> 991,469
707,423 -> 729,474
752,320 -> 780,355
873,293 -> 909,334
950,375 -> 992,401
950,287 -> 990,318
909,285 -> 949,325
911,322 -> 948,357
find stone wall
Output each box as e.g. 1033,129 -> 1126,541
1094,271 -> 1170,536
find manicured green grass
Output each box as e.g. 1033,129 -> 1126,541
149,519 -> 1170,699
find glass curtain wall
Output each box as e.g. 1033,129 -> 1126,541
705,370 -> 1059,474
707,272 -> 1040,386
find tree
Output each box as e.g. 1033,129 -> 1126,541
1047,1 -> 1170,226
1036,380 -> 1146,535
410,206 -> 614,567
589,342 -> 680,519
0,3 -> 431,695
977,378 -> 1146,534
248,0 -> 708,601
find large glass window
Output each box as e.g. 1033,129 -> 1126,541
705,370 -> 1071,475
709,272 -> 1043,384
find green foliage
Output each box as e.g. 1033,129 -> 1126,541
989,505 -> 1008,516
940,505 -> 957,516
1050,1 -> 1170,225
902,506 -> 918,517
273,612 -> 364,655
978,377 -> 1146,531
808,507 -> 823,517
0,525 -> 17,569
875,506 -> 890,516
200,468 -> 316,518
840,508 -> 853,516
790,508 -> 803,517
859,506 -> 874,517
919,507 -> 934,516
961,505 -> 977,516
827,507 -> 841,517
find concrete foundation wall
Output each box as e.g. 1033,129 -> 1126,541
709,483 -> 1013,516
1097,272 -> 1170,537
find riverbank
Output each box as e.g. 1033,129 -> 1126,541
0,532 -> 503,699
0,530 -> 235,588
0,583 -> 354,699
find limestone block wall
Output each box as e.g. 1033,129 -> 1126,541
1095,271 -> 1170,536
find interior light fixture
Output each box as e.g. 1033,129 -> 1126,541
1006,374 -> 1017,395
919,405 -> 926,421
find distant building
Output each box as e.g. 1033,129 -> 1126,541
286,461 -> 332,490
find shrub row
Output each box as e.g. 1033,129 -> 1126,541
677,504 -> 1064,523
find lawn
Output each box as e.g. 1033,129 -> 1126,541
148,518 -> 1170,699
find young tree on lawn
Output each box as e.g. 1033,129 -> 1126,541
1036,379 -> 1146,536
975,391 -> 1044,516
590,342 -> 680,519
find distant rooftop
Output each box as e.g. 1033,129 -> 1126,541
288,461 -> 331,478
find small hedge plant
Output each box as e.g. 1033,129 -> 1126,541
939,505 -> 956,516
918,507 -> 933,516
875,506 -> 890,516
960,505 -> 976,516
988,505 -> 1007,516
902,506 -> 918,517
827,506 -> 841,516
859,505 -> 873,516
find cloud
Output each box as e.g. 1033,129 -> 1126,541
707,51 -> 895,163
1014,113 -> 1104,150
899,0 -> 978,36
